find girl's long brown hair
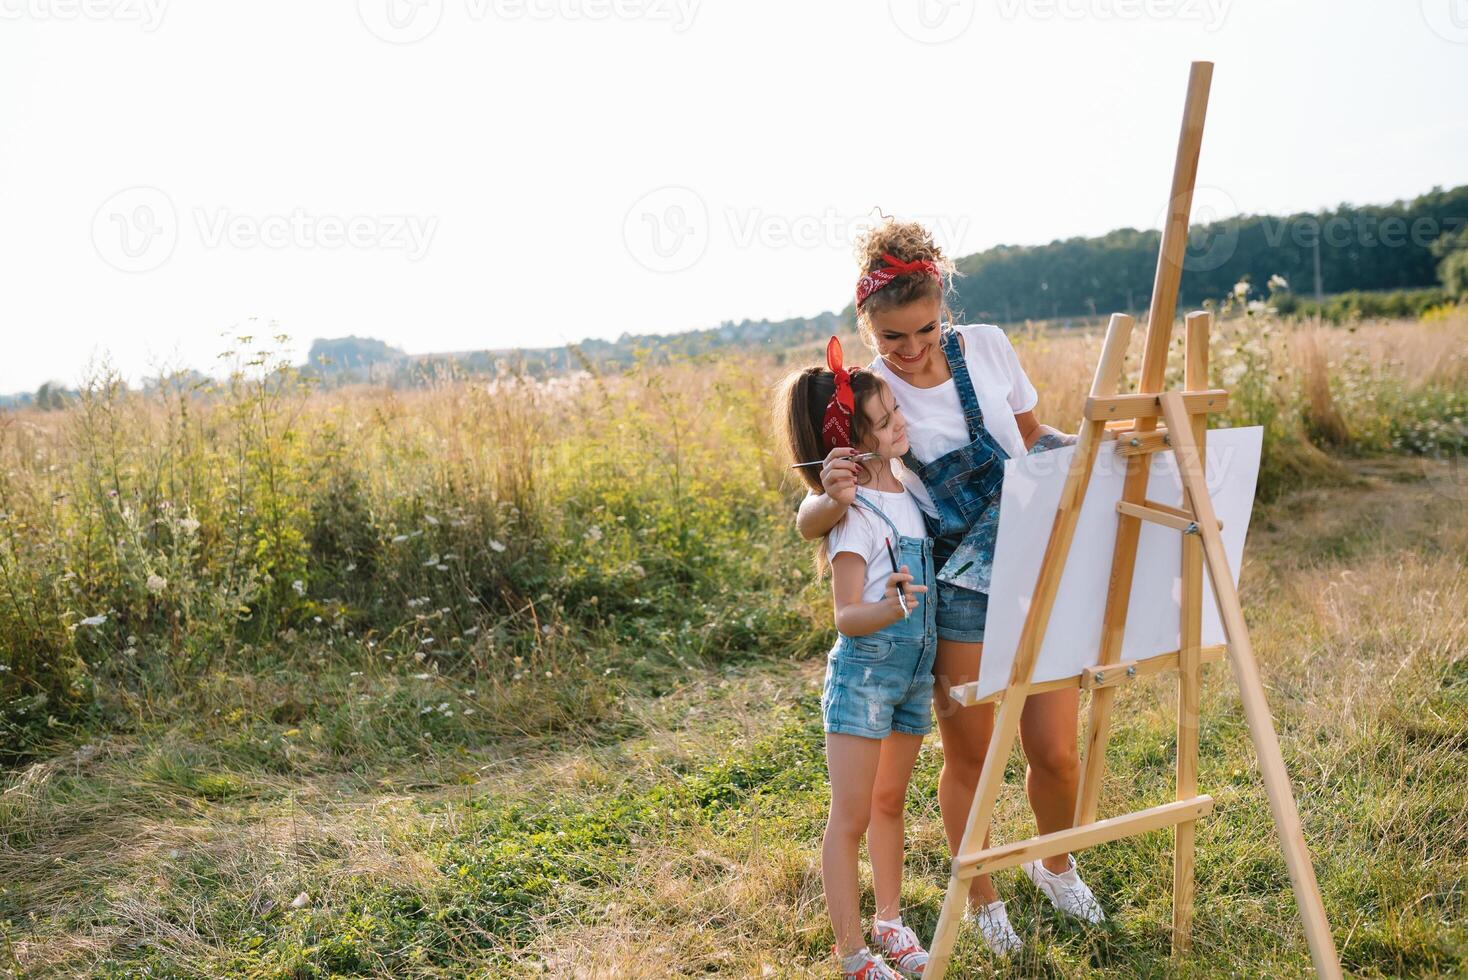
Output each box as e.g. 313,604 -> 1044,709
773,363 -> 890,576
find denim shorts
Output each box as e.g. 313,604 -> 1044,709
821,632 -> 936,739
935,578 -> 988,644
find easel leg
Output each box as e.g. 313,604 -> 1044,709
1161,392 -> 1342,979
1173,311 -> 1210,955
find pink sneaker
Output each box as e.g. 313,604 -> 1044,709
871,919 -> 928,977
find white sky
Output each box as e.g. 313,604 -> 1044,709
2,0 -> 1466,393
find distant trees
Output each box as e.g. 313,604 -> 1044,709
938,184 -> 1468,323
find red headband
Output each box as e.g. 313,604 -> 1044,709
855,252 -> 942,309
820,336 -> 859,452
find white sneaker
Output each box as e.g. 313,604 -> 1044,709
1022,855 -> 1105,924
963,899 -> 1023,954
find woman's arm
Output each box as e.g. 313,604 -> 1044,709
794,446 -> 861,541
1014,409 -> 1081,450
831,553 -> 926,637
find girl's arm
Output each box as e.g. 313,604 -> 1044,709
831,553 -> 927,637
795,446 -> 861,541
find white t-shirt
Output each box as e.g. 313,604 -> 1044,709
869,324 -> 1038,516
826,488 -> 928,604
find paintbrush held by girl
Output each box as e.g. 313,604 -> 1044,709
775,338 -> 936,979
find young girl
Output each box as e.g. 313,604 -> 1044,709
776,337 -> 935,980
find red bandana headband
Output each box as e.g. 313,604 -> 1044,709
855,252 -> 942,309
820,336 -> 859,452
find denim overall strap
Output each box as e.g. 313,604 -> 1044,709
939,326 -> 989,445
851,489 -> 906,542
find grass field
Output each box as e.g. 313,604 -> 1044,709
2,311 -> 1466,977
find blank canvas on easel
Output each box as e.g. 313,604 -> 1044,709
973,426 -> 1263,703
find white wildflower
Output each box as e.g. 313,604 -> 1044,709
424,515 -> 439,526
179,517 -> 200,534
1268,274 -> 1289,291
291,579 -> 305,596
79,614 -> 107,627
1232,280 -> 1250,299
146,573 -> 167,594
391,534 -> 409,543
489,539 -> 507,553
584,525 -> 603,543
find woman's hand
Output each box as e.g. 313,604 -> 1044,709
819,445 -> 860,507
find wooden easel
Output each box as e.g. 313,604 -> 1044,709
924,62 -> 1343,978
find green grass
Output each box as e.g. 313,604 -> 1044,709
3,462 -> 1465,977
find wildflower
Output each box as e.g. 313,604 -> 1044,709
79,614 -> 107,627
345,562 -> 357,572
146,573 -> 167,594
425,515 -> 439,526
1232,280 -> 1250,299
584,525 -> 603,543
291,579 -> 306,596
1268,274 -> 1289,291
489,539 -> 507,553
424,555 -> 441,567
391,534 -> 409,543
179,517 -> 201,534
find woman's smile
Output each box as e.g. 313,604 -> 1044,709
888,345 -> 930,369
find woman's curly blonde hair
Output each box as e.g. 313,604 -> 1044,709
853,217 -> 958,350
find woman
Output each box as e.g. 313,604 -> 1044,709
797,219 -> 1104,954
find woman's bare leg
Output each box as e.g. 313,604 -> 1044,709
931,638 -> 999,909
1018,686 -> 1082,873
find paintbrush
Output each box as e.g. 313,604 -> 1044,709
789,451 -> 881,470
884,536 -> 910,618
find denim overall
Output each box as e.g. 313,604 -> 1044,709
892,327 -> 1013,643
820,490 -> 938,740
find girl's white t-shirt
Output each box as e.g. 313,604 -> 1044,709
826,488 -> 928,605
869,324 -> 1039,516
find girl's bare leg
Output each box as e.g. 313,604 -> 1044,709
866,731 -> 925,922
824,732 -> 884,956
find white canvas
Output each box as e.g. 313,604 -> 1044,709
973,426 -> 1263,703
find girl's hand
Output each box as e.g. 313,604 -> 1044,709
819,446 -> 860,507
883,565 -> 927,622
